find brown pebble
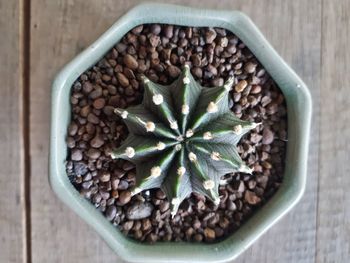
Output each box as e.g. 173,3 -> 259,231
244,62 -> 257,73
90,134 -> 104,148
194,233 -> 203,242
244,190 -> 261,205
87,113 -> 99,124
86,148 -> 101,159
204,227 -> 216,241
71,149 -> 83,161
118,190 -> 132,205
250,85 -> 261,94
68,122 -> 78,136
93,98 -> 106,109
99,171 -> 110,182
205,28 -> 217,44
123,54 -> 138,70
235,80 -> 248,93
262,128 -> 274,144
167,65 -> 181,78
82,82 -> 93,93
117,72 -> 129,87
105,205 -> 117,221
123,221 -> 134,231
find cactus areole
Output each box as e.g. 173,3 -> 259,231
112,65 -> 259,217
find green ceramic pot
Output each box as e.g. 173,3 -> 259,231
50,3 -> 312,262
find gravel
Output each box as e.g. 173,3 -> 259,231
66,24 -> 287,243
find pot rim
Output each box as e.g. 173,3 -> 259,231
50,3 -> 312,263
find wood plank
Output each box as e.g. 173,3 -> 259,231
0,1 -> 25,263
30,0 -> 320,262
317,0 -> 350,262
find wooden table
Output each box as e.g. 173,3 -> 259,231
1,0 -> 349,262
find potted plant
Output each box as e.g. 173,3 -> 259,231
50,3 -> 311,263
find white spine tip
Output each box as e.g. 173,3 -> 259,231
177,166 -> 186,176
233,124 -> 243,135
181,104 -> 190,115
188,152 -> 197,162
207,102 -> 218,113
142,77 -> 150,83
183,77 -> 190,84
203,131 -> 213,140
150,166 -> 162,178
186,129 -> 194,138
176,135 -> 184,142
175,144 -> 182,151
156,142 -> 166,150
131,187 -> 142,196
203,180 -> 215,190
214,198 -> 220,206
170,120 -> 178,130
171,197 -> 181,205
211,152 -> 221,161
120,110 -> 128,119
145,121 -> 155,132
125,147 -> 135,158
152,94 -> 164,105
239,164 -> 253,174
184,64 -> 190,69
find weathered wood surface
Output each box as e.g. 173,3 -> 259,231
317,0 -> 350,262
1,0 -> 350,262
0,1 -> 25,263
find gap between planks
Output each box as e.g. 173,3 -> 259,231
19,0 -> 32,262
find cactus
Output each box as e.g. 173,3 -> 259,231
112,65 -> 259,217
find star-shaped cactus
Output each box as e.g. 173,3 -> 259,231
112,65 -> 258,217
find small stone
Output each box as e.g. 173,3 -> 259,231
167,65 -> 181,78
250,85 -> 262,94
123,54 -> 138,70
82,82 -> 93,93
105,205 -> 117,221
93,98 -> 106,109
149,35 -> 160,47
123,221 -> 134,231
244,190 -> 261,205
80,105 -> 90,117
68,122 -> 78,136
87,113 -> 99,124
117,180 -> 129,190
99,171 -> 110,182
131,25 -> 143,34
73,162 -> 88,175
150,24 -> 161,35
71,149 -> 83,161
205,28 -> 217,44
126,202 -> 154,220
235,80 -> 248,93
194,233 -> 203,242
204,227 -> 216,241
118,190 -> 132,206
164,25 -> 173,38
90,134 -> 104,148
244,62 -> 257,73
262,128 -> 274,145
212,78 -> 224,87
117,72 -> 129,87
86,148 -> 101,159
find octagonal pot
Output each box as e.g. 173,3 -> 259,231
50,3 -> 312,263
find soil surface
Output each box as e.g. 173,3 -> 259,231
66,24 -> 287,243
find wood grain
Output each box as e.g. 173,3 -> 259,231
317,0 -> 350,262
29,0 -> 321,262
0,1 -> 25,263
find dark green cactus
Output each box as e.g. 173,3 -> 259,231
112,65 -> 258,217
